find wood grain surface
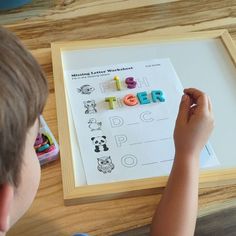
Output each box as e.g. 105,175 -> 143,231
1,0 -> 236,235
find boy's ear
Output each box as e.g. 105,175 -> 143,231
0,184 -> 14,233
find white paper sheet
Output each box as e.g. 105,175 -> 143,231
64,58 -> 220,185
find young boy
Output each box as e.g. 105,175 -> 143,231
0,26 -> 214,236
0,26 -> 48,235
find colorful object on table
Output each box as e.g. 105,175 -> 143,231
35,133 -> 43,146
34,133 -> 52,154
104,90 -> 166,109
34,143 -> 42,149
151,90 -> 165,102
125,77 -> 137,89
43,145 -> 56,153
34,116 -> 59,165
114,76 -> 122,90
123,94 -> 138,106
105,96 -> 116,109
37,144 -> 50,152
37,143 -> 50,153
0,0 -> 32,10
137,91 -> 151,104
44,132 -> 53,145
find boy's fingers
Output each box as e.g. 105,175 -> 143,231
184,88 -> 208,113
176,94 -> 191,123
184,88 -> 204,101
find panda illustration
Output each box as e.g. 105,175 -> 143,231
91,136 -> 109,153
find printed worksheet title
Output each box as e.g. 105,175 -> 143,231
71,67 -> 133,79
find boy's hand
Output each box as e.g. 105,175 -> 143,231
174,88 -> 214,158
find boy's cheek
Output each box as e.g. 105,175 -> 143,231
10,148 -> 41,228
8,120 -> 41,229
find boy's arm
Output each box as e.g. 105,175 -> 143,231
151,88 -> 214,236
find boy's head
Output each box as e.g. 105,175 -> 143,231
0,27 -> 48,234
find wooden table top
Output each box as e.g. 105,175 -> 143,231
1,1 -> 236,235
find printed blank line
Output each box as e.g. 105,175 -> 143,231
130,142 -> 142,146
159,137 -> 172,141
127,122 -> 139,126
160,159 -> 173,163
130,137 -> 171,146
143,140 -> 158,144
156,117 -> 169,122
142,162 -> 159,166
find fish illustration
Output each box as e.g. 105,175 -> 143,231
77,85 -> 95,95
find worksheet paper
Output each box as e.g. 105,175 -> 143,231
64,58 -> 220,185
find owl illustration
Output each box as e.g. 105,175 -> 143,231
97,156 -> 114,174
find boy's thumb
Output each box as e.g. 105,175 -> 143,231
177,94 -> 190,123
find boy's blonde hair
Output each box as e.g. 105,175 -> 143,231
0,27 -> 48,187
